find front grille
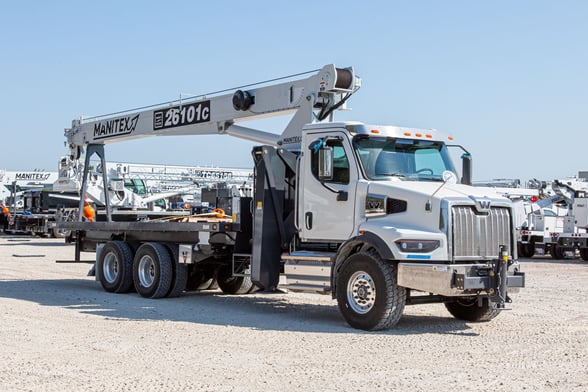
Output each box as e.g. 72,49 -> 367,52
451,206 -> 511,259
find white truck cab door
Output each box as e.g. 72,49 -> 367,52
299,131 -> 358,241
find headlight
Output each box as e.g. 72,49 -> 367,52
395,239 -> 440,253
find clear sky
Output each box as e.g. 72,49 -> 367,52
1,1 -> 586,184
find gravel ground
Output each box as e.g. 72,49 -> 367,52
0,234 -> 587,391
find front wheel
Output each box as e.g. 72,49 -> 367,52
445,297 -> 501,322
580,248 -> 588,261
336,251 -> 406,331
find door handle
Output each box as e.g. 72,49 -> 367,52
305,212 -> 313,230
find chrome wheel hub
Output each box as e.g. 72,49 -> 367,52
347,271 -> 376,314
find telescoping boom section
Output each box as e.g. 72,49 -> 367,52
59,64 -> 524,331
65,64 -> 360,153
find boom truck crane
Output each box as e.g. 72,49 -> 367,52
549,179 -> 588,260
59,64 -> 524,330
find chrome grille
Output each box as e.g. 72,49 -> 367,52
451,206 -> 511,259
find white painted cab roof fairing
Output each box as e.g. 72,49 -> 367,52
302,121 -> 453,143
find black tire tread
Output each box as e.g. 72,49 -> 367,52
518,243 -> 535,258
336,250 -> 406,331
165,244 -> 188,298
216,264 -> 254,295
133,242 -> 173,299
550,245 -> 564,260
97,241 -> 134,293
445,297 -> 501,322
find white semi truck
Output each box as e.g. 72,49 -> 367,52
59,64 -> 524,330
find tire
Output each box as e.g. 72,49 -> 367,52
247,282 -> 259,293
518,243 -> 535,258
336,251 -> 406,331
207,278 -> 220,291
165,244 -> 188,298
96,241 -> 134,293
197,277 -> 217,290
185,267 -> 213,291
133,242 -> 173,299
580,248 -> 588,262
51,227 -> 70,239
216,264 -> 254,295
550,245 -> 564,260
445,297 -> 501,322
51,209 -> 75,238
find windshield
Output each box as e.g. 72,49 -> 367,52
353,136 -> 457,181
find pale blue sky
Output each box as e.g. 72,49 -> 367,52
1,1 -> 586,183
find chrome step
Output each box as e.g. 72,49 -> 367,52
281,251 -> 334,293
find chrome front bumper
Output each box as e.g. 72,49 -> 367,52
397,261 -> 525,297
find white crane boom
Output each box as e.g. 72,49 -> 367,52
64,64 -> 360,159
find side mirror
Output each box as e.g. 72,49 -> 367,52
318,146 -> 334,181
461,152 -> 472,185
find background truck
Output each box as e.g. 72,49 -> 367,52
0,170 -> 77,237
548,177 -> 588,260
54,155 -> 254,212
59,64 -> 524,330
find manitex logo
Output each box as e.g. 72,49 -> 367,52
15,173 -> 51,181
93,114 -> 140,140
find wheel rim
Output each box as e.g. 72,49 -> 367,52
346,270 -> 376,314
103,252 -> 119,284
138,255 -> 156,288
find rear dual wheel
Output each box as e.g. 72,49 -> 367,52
96,241 -> 134,293
97,241 -> 187,298
165,245 -> 188,297
133,243 -> 173,299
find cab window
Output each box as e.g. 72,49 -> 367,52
311,139 -> 350,184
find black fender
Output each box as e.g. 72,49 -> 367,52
330,231 -> 394,298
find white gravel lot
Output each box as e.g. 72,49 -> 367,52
0,234 -> 587,391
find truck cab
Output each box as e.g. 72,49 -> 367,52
298,122 -> 513,260
282,122 -> 523,329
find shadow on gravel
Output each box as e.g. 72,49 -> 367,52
519,257 -> 588,267
0,277 -> 475,335
0,239 -> 72,247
